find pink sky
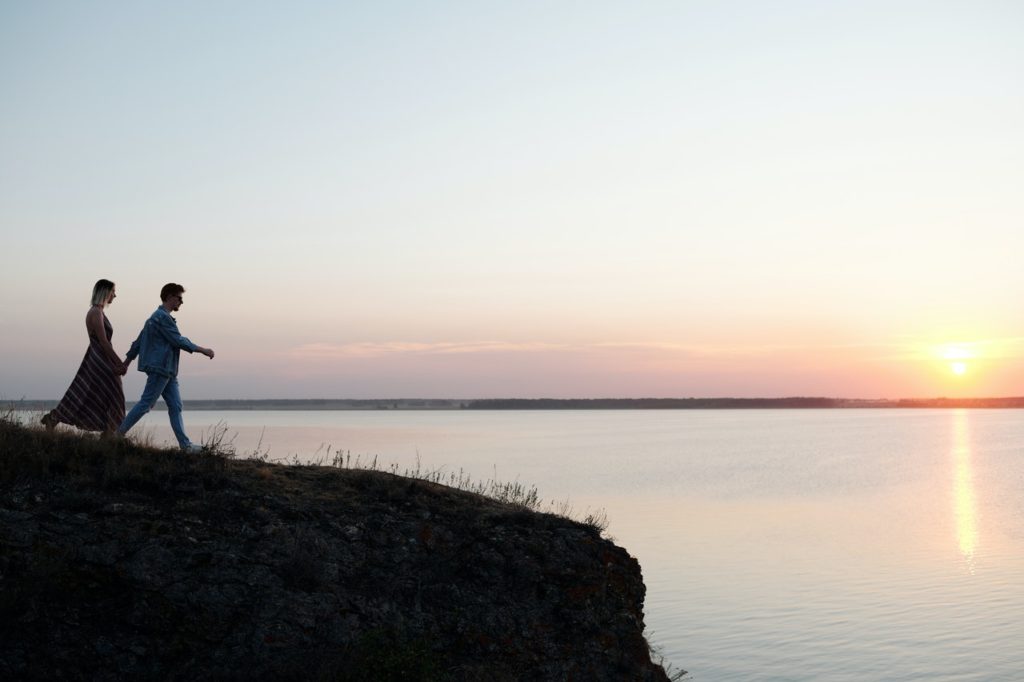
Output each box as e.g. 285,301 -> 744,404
2,3 -> 1023,400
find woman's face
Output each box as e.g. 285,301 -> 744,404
107,287 -> 117,305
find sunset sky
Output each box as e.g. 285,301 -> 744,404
2,2 -> 1023,400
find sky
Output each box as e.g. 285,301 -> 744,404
2,1 -> 1023,400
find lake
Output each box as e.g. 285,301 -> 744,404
129,408 -> 1024,680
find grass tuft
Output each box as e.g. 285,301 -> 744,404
0,405 -> 608,534
320,450 -> 609,534
0,405 -> 229,496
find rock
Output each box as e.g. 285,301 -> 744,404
0,422 -> 672,681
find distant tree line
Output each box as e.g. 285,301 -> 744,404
463,397 -> 1024,409
463,398 -> 842,409
888,397 -> 1024,408
9,396 -> 1024,411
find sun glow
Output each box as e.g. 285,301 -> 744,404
940,345 -> 975,378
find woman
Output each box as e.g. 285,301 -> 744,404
42,279 -> 128,435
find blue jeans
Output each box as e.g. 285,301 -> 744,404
118,373 -> 192,448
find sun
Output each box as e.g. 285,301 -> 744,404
940,345 -> 975,378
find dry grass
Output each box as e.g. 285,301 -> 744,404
0,405 -> 228,496
1,403 -> 608,535
311,448 -> 608,534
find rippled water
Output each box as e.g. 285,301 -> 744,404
127,409 -> 1024,680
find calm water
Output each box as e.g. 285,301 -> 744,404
132,409 -> 1023,680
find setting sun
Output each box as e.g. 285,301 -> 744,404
940,345 -> 976,378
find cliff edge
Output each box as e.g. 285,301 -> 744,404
0,418 -> 672,680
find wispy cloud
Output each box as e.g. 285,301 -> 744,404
286,339 -> 878,361
889,336 -> 1024,361
287,337 -> 1024,364
594,340 -> 932,359
287,341 -> 566,359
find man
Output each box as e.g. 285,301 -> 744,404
118,283 -> 215,452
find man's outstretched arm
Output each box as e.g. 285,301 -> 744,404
153,314 -> 215,359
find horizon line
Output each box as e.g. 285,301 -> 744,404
8,396 -> 1024,408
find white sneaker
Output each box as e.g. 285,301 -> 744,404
182,443 -> 204,454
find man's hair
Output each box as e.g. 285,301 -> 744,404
160,282 -> 185,302
91,279 -> 115,306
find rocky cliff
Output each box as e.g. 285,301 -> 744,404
0,419 -> 672,680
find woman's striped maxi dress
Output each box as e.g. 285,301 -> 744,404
47,312 -> 126,432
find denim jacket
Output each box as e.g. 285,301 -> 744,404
125,307 -> 198,377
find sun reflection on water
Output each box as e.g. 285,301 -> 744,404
952,410 -> 978,572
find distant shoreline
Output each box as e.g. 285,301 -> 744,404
9,397 -> 1024,411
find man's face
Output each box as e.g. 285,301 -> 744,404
167,293 -> 183,311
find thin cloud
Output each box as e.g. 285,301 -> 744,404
286,339 -> 877,361
884,336 -> 1024,362
287,341 -> 566,359
592,340 -> 902,358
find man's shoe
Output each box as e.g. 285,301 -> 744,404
182,443 -> 204,454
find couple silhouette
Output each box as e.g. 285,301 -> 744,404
43,280 -> 215,452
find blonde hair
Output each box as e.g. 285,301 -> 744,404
91,279 -> 115,306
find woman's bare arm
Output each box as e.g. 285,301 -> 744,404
86,307 -> 124,369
